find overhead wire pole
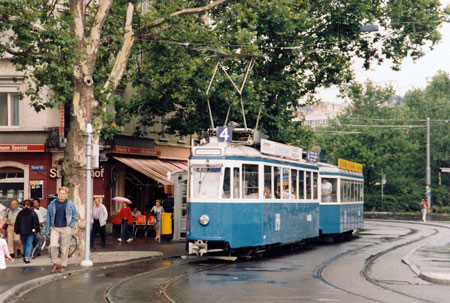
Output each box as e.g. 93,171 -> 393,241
426,117 -> 431,208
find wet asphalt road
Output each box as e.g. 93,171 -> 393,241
8,220 -> 450,303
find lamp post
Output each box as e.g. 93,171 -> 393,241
426,117 -> 431,208
81,123 -> 93,267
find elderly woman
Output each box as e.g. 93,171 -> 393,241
14,200 -> 40,264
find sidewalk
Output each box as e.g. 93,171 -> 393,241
5,235 -> 184,268
0,235 -> 186,303
403,233 -> 450,285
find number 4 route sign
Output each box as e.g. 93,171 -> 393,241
218,126 -> 232,142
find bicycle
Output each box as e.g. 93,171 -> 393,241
31,231 -> 79,259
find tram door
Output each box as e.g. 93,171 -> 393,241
172,172 -> 188,241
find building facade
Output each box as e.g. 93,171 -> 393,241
297,101 -> 348,128
0,59 -> 190,240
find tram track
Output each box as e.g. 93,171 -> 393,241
107,220 -> 450,303
104,256 -> 230,303
11,220 -> 448,303
317,219 -> 448,303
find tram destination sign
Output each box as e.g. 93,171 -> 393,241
260,139 -> 302,161
306,150 -> 318,163
338,158 -> 363,173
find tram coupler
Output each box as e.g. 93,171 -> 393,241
189,240 -> 208,256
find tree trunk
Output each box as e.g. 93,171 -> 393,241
62,81 -> 95,256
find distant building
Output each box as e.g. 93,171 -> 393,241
296,101 -> 348,128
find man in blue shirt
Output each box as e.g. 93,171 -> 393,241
45,186 -> 78,273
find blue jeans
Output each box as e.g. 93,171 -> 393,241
120,219 -> 132,242
20,234 -> 35,259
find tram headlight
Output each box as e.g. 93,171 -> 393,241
199,215 -> 210,226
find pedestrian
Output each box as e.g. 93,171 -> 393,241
0,202 -> 6,219
420,198 -> 429,222
44,186 -> 78,273
33,198 -> 47,227
91,197 -> 108,249
0,229 -> 14,269
118,202 -> 133,243
321,178 -> 333,202
131,207 -> 142,217
150,199 -> 165,241
5,200 -> 23,258
14,200 -> 40,264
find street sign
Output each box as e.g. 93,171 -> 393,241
30,165 -> 45,171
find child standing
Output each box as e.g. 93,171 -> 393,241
0,230 -> 14,269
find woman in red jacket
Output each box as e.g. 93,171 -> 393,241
118,202 -> 133,243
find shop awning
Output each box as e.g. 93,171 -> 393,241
113,157 -> 187,185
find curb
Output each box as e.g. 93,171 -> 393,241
401,237 -> 450,285
417,272 -> 450,285
401,243 -> 422,277
0,253 -> 163,303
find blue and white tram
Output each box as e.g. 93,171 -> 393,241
318,162 -> 364,236
187,137 -> 321,256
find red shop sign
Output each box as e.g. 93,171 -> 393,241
0,144 -> 45,152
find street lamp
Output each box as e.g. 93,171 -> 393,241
81,123 -> 93,267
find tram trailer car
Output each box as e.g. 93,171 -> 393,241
187,136 -> 321,257
318,162 -> 364,236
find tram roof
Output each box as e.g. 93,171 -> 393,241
191,139 -> 315,166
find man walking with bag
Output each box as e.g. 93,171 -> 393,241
45,186 -> 78,273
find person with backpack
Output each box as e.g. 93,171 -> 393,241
14,200 -> 40,264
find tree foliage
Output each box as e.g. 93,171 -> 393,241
129,0 -> 448,148
317,72 -> 450,213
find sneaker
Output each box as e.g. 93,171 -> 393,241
117,238 -> 122,242
126,238 -> 133,243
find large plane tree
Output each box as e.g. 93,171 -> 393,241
0,0 -> 229,253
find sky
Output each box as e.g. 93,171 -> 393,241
319,0 -> 450,102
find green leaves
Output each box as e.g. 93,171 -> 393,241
318,72 -> 450,212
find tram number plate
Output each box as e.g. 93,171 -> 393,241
275,214 -> 281,231
218,126 -> 232,142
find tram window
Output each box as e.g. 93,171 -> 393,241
298,170 -> 304,199
360,182 -> 364,201
353,181 -> 358,202
233,167 -> 240,198
192,166 -> 221,198
321,178 -> 337,202
345,180 -> 350,202
313,172 -> 318,200
306,172 -> 311,199
274,167 -> 281,199
282,168 -> 290,199
342,179 -> 351,203
223,167 -> 231,198
264,166 -> 272,199
243,164 -> 259,198
291,169 -> 298,199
